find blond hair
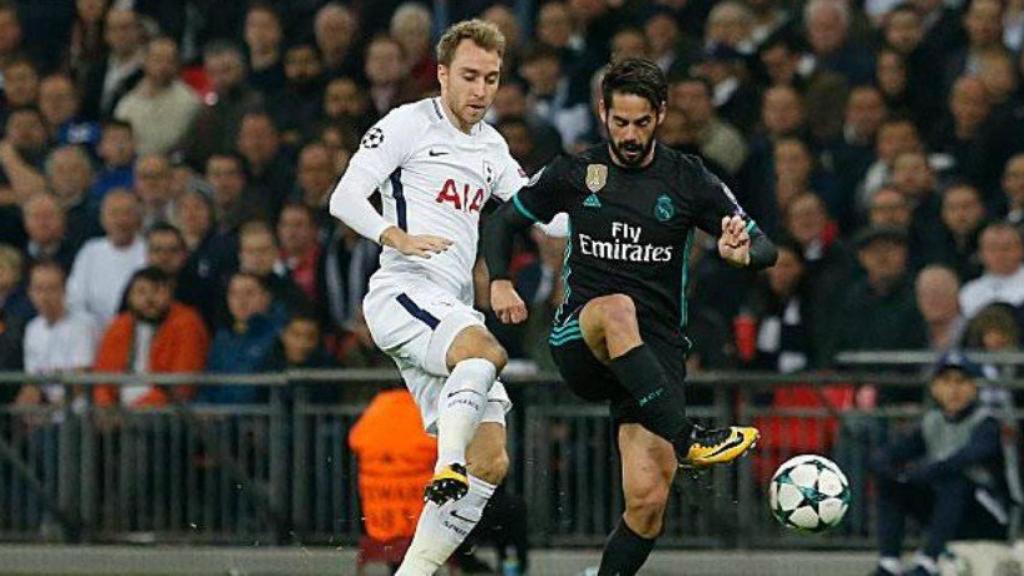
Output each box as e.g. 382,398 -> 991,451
436,19 -> 505,67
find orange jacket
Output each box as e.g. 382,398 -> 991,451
348,389 -> 437,542
93,303 -> 210,407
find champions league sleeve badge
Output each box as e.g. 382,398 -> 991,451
586,164 -> 607,193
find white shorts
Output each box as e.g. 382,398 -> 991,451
363,278 -> 510,433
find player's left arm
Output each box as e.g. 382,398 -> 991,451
690,160 -> 777,269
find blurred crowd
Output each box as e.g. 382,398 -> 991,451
0,0 -> 1021,410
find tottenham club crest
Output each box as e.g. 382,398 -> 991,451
586,164 -> 607,193
361,126 -> 384,149
654,194 -> 675,222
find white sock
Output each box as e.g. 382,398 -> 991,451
396,475 -> 497,575
435,359 -> 496,471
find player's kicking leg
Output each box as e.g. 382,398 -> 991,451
578,293 -> 758,467
597,424 -> 677,575
396,326 -> 510,575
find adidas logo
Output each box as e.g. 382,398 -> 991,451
583,194 -> 602,208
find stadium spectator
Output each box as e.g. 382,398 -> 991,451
236,220 -> 306,323
670,75 -> 747,175
364,34 -> 418,117
243,3 -> 285,97
0,1 -> 22,70
318,221 -> 379,342
867,186 -> 912,231
91,120 -> 136,208
17,261 -> 96,407
964,303 -> 1021,381
236,111 -> 293,216
38,74 -> 99,149
322,76 -> 373,136
93,266 -> 209,407
292,142 -> 336,227
81,8 -> 144,120
260,310 -> 336,400
1,56 -> 39,117
0,244 -> 31,324
871,352 -> 1010,576
65,0 -> 108,82
22,193 -> 76,271
46,145 -> 100,246
519,43 -> 591,151
185,41 -> 263,168
114,36 -> 200,155
66,189 -> 146,329
1001,153 -> 1024,229
738,237 -> 815,371
929,76 -> 1000,194
692,42 -> 760,134
827,85 -> 887,228
959,222 -> 1024,318
0,106 -> 49,205
609,27 -> 649,62
0,307 -> 21,402
943,0 -> 1005,91
803,0 -> 875,85
391,3 -> 436,96
914,265 -> 966,352
133,153 -> 175,230
314,3 -> 360,79
277,203 -> 320,306
916,183 -> 987,281
267,42 -> 326,144
858,117 -> 923,214
488,81 -> 563,163
199,272 -> 278,404
833,225 -> 926,359
172,188 -> 214,253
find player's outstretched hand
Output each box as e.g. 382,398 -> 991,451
380,227 -> 452,258
491,279 -> 528,324
718,215 -> 751,266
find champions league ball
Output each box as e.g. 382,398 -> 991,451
769,454 -> 851,533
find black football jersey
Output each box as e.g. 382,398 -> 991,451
512,143 -> 756,339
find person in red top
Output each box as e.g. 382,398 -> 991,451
277,202 -> 321,305
93,266 -> 210,407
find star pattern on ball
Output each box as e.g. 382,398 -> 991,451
769,455 -> 851,534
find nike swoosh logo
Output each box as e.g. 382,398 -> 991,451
706,435 -> 745,458
447,389 -> 485,399
429,149 -> 449,156
450,509 -> 478,523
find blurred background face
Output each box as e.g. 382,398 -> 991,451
105,9 -> 139,56
891,152 -> 933,198
915,268 -> 960,323
980,228 -> 1024,275
1003,155 -> 1024,208
128,278 -> 172,322
671,81 -> 712,125
941,186 -> 984,236
876,50 -> 907,97
146,231 -> 187,274
101,192 -> 141,245
785,195 -> 826,244
884,10 -> 922,54
858,240 -> 908,285
237,115 -> 279,166
39,76 -> 78,129
644,14 -> 679,56
602,93 -> 661,167
761,86 -> 804,137
144,39 -> 179,87
611,29 -> 649,61
6,111 -> 47,152
98,126 -> 135,167
28,267 -> 65,321
297,144 -> 335,204
239,230 -> 278,275
767,247 -> 804,297
931,370 -> 977,416
365,37 -> 405,86
773,140 -> 812,186
3,62 -> 37,107
324,78 -> 366,118
244,8 -> 281,55
277,207 -> 316,255
49,148 -> 93,203
391,7 -> 431,62
537,2 -> 573,48
284,45 -> 322,85
174,191 -> 212,240
227,275 -> 270,323
964,0 -> 1002,48
206,156 -> 245,210
977,52 -> 1017,104
205,51 -> 245,95
807,2 -> 847,55
24,195 -> 65,245
950,78 -> 991,134
845,88 -> 886,140
876,122 -> 920,164
439,40 -> 502,130
282,318 -> 320,364
134,154 -> 172,206
869,188 -> 911,228
759,44 -> 796,85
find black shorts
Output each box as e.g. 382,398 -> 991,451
548,306 -> 688,427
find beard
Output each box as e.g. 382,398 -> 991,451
608,134 -> 655,168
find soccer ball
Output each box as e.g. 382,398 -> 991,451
769,454 -> 851,533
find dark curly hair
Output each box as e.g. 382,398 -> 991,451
601,57 -> 668,113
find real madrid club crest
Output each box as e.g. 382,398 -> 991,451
654,194 -> 675,222
586,164 -> 607,193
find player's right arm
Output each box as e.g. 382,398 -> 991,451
328,110 -> 452,258
482,156 -> 572,324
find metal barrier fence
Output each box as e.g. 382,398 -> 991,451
0,365 -> 1022,549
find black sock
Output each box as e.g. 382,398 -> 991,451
598,518 -> 657,576
608,344 -> 692,447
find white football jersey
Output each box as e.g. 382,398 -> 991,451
343,97 -> 527,303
